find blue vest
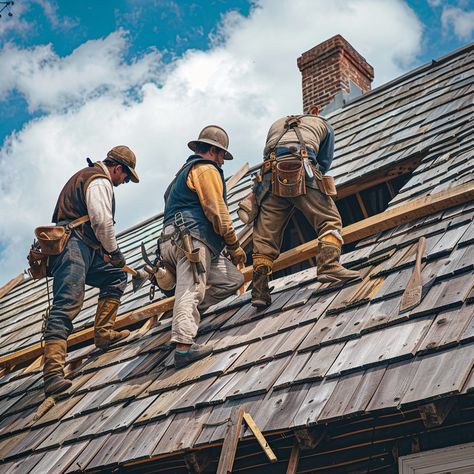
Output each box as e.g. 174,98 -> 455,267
164,155 -> 227,256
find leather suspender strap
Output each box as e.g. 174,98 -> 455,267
267,115 -> 308,157
66,215 -> 90,230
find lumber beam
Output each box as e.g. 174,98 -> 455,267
0,273 -> 24,300
0,295 -> 175,370
243,412 -> 277,463
240,182 -> 474,281
216,406 -> 245,474
227,162 -> 250,191
286,445 -> 300,474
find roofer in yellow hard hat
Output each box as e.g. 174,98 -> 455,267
42,145 -> 139,396
159,125 -> 245,369
248,110 -> 360,308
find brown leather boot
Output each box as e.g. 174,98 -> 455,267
316,239 -> 361,283
251,265 -> 272,309
94,298 -> 130,350
43,339 -> 72,396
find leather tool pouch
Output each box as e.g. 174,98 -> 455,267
272,159 -> 306,198
320,175 -> 337,197
34,225 -> 71,256
34,215 -> 90,256
27,245 -> 48,280
238,191 -> 259,224
310,164 -> 337,197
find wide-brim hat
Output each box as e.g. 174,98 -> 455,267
107,145 -> 139,183
188,125 -> 233,160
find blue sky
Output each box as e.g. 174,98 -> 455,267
0,0 -> 473,285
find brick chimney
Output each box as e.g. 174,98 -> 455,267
297,35 -> 374,113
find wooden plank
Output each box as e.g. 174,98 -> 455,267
418,304 -> 474,353
239,181 -> 474,280
230,334 -> 287,370
225,357 -> 290,400
31,440 -> 90,474
400,342 -> 474,406
216,405 -> 245,474
226,162 -> 250,192
260,384 -> 310,433
119,417 -> 174,465
291,379 -> 338,428
243,411 -> 277,462
152,408 -> 211,455
80,431 -> 126,471
317,372 -> 364,422
286,445 -> 300,474
293,343 -> 346,384
0,274 -> 24,301
327,316 -> 432,377
366,358 -> 421,412
343,365 -> 387,416
0,295 -> 175,370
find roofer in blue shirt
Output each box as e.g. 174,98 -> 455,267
42,146 -> 139,396
249,109 -> 360,308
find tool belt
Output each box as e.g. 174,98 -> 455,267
35,215 -> 90,256
28,215 -> 90,280
260,155 -> 337,198
262,115 -> 338,199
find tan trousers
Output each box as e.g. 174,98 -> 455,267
161,234 -> 244,345
253,187 -> 342,261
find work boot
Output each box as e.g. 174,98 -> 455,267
251,265 -> 272,309
174,343 -> 213,369
316,240 -> 361,283
94,298 -> 130,350
43,339 -> 72,396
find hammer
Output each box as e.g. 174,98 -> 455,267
104,255 -> 153,292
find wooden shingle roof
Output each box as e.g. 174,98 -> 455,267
0,43 -> 472,473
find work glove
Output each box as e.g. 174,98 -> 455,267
108,247 -> 126,268
226,243 -> 247,266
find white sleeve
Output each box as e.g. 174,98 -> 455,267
85,178 -> 117,253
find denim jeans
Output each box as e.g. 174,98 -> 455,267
44,234 -> 127,341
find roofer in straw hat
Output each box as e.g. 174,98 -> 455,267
159,125 -> 245,369
42,146 -> 139,396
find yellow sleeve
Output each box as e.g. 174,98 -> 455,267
187,164 -> 238,246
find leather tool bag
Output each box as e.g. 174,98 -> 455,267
34,215 -> 90,256
272,158 -> 306,198
319,175 -> 337,197
310,164 -> 337,197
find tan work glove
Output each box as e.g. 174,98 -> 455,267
226,242 -> 247,266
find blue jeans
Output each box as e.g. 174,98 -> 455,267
44,235 -> 127,341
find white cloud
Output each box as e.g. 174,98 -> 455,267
32,0 -> 78,31
0,0 -> 423,285
441,6 -> 474,41
0,30 -> 162,112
